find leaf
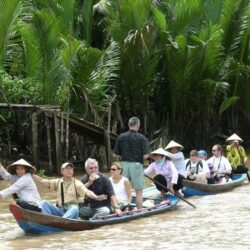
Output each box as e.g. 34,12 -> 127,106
219,96 -> 240,114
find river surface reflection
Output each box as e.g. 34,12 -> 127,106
0,175 -> 250,250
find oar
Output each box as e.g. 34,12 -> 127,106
144,174 -> 196,209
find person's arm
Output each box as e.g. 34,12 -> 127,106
111,195 -> 122,215
218,159 -> 232,175
0,175 -> 27,198
143,154 -> 149,161
85,188 -> 107,201
144,163 -> 154,175
166,151 -> 184,160
0,163 -> 18,182
124,179 -> 132,203
32,174 -> 50,188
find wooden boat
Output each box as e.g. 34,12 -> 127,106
9,193 -> 179,234
182,173 -> 247,197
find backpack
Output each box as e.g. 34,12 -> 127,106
186,160 -> 203,174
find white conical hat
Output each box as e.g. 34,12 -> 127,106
7,158 -> 36,174
165,140 -> 184,151
150,148 -> 169,156
226,133 -> 243,142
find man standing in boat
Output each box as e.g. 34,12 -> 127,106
114,117 -> 150,209
79,158 -> 122,219
33,162 -> 106,219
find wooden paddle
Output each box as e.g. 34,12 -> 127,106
144,174 -> 196,209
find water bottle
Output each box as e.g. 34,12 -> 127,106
208,163 -> 214,176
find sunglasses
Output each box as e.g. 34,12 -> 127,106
88,166 -> 98,170
110,168 -> 118,171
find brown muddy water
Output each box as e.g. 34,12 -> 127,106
0,175 -> 250,250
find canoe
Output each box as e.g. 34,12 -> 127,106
182,174 -> 247,197
9,193 -> 179,234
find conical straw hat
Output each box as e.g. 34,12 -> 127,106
226,133 -> 243,142
150,148 -> 169,156
7,158 -> 36,174
165,140 -> 184,151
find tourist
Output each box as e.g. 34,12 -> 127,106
33,162 -> 105,219
207,144 -> 232,183
109,162 -> 132,210
114,117 -> 150,209
186,150 -> 210,183
79,158 -> 122,219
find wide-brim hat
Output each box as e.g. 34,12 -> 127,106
7,159 -> 36,174
226,133 -> 243,142
150,148 -> 169,156
165,140 -> 184,151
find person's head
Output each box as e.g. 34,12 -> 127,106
198,150 -> 207,160
190,150 -> 199,163
85,158 -> 99,176
165,140 -> 184,153
61,162 -> 74,178
150,148 -> 168,162
7,159 -> 36,177
110,162 -> 123,176
128,117 -> 140,131
212,144 -> 223,157
226,133 -> 243,147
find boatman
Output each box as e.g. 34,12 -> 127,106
114,117 -> 150,209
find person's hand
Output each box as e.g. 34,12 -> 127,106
114,208 -> 122,216
87,175 -> 95,185
96,194 -> 107,201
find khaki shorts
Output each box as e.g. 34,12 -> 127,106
121,161 -> 145,189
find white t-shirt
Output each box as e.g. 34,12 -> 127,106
207,156 -> 232,176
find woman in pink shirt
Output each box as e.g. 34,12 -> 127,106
144,148 -> 184,197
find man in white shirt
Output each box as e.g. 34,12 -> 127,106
207,144 -> 232,181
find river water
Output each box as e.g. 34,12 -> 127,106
0,175 -> 250,250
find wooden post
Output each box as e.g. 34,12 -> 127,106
54,111 -> 63,174
45,114 -> 53,174
32,112 -> 38,167
104,103 -> 112,170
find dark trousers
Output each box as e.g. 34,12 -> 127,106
232,165 -> 248,174
153,174 -> 184,192
16,198 -> 41,212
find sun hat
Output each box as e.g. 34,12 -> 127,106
150,148 -> 169,156
198,150 -> 207,157
165,140 -> 184,151
226,133 -> 243,142
7,159 -> 36,174
61,162 -> 74,170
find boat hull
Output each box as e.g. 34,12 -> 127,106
182,174 -> 247,197
10,194 -> 179,234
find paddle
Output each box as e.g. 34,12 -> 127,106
144,174 -> 196,209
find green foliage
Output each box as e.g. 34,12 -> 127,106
0,71 -> 34,103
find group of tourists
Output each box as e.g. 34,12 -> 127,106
0,116 -> 249,221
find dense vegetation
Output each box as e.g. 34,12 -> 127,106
1,0 -> 250,150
